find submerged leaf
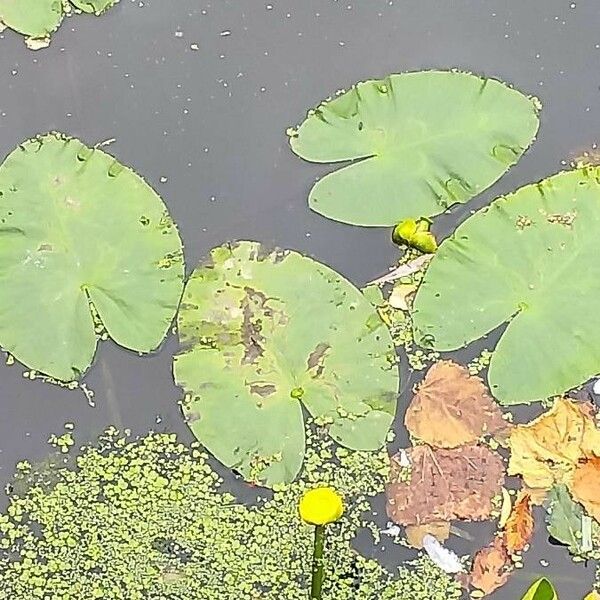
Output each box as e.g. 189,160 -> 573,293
544,484 -> 588,554
413,167 -> 600,405
507,399 -> 600,489
386,443 -> 504,526
174,241 -> 398,486
504,491 -> 534,554
290,70 -> 539,226
405,361 -> 507,448
520,578 -> 558,600
0,133 -> 184,381
469,536 -> 512,596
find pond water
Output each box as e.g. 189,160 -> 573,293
0,1 -> 599,598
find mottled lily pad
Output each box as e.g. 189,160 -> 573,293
289,70 -> 540,226
173,241 -> 398,486
0,133 -> 184,381
413,167 -> 600,405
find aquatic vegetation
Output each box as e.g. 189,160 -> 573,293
392,218 -> 438,254
0,133 -> 184,381
289,70 -> 540,226
174,241 -> 398,486
0,0 -> 119,49
299,487 -> 344,600
0,426 -> 462,600
520,578 -> 558,600
413,167 -> 600,405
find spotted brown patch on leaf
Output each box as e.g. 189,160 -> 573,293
386,443 -> 505,526
405,361 -> 508,449
240,288 -> 268,364
307,342 -> 331,377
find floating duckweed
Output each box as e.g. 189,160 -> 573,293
0,424 -> 462,600
467,349 -> 493,375
372,252 -> 440,371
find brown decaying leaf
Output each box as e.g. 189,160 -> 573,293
386,443 -> 505,526
468,535 -> 513,595
405,521 -> 451,549
508,397 -> 600,490
504,491 -> 534,554
405,361 -> 508,449
570,456 -> 600,522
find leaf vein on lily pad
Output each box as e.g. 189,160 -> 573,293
289,70 -> 540,226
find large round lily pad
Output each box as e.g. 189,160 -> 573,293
0,0 -> 64,38
0,133 -> 184,381
289,70 -> 540,226
174,241 -> 399,486
413,167 -> 600,405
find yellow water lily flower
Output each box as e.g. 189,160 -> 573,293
299,487 -> 344,526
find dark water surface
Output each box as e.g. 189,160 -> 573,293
1,1 -> 599,598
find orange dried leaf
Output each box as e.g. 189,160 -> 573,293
508,398 -> 600,490
405,361 -> 508,449
469,536 -> 513,595
569,456 -> 600,522
504,491 -> 534,554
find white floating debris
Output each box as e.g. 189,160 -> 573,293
190,43 -> 199,51
381,523 -> 402,538
422,534 -> 464,574
398,449 -> 411,468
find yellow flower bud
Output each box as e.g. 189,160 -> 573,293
299,487 -> 344,526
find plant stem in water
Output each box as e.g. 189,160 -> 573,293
310,524 -> 326,599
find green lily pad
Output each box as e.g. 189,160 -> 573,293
289,70 -> 540,227
69,0 -> 118,15
413,167 -> 600,405
173,241 -> 398,486
0,0 -> 64,38
0,133 -> 184,381
520,578 -> 558,600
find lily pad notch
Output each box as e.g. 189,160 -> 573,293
173,241 -> 399,487
0,132 -> 185,381
289,70 -> 540,226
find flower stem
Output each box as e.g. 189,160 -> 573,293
310,524 -> 326,599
